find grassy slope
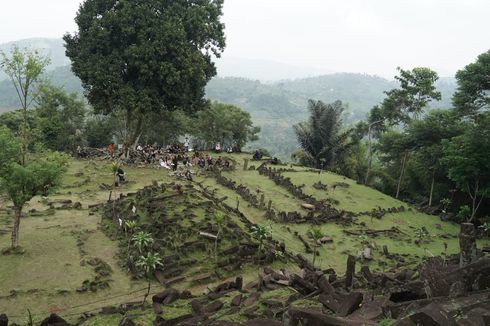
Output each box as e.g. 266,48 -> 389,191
0,155 -> 487,325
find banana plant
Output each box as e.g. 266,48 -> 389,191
136,252 -> 163,305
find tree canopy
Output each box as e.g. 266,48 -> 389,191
194,102 -> 260,151
293,100 -> 352,169
453,50 -> 490,117
64,0 -> 226,149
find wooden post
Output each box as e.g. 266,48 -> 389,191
243,158 -> 249,171
345,255 -> 356,289
382,245 -> 389,256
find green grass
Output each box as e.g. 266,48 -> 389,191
0,155 -> 488,325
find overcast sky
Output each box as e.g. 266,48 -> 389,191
0,0 -> 488,78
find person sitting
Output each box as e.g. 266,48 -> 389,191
184,169 -> 193,181
253,149 -> 262,160
206,155 -> 214,167
172,156 -> 179,171
198,157 -> 206,169
215,143 -> 222,153
216,156 -> 223,166
108,143 -> 115,155
224,159 -> 230,168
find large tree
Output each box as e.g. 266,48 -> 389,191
442,113 -> 490,222
453,49 -> 490,118
0,47 -> 50,165
293,100 -> 352,169
194,102 -> 260,151
36,85 -> 87,152
0,127 -> 67,248
381,67 -> 441,125
64,0 -> 226,152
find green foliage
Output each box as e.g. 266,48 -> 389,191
457,205 -> 471,222
310,227 -> 324,266
131,232 -> 154,254
377,318 -> 396,326
381,67 -> 441,125
0,46 -> 51,164
125,220 -> 138,234
64,0 -> 226,148
251,223 -> 272,259
0,46 -> 50,111
442,113 -> 490,221
479,223 -> 490,237
414,227 -> 430,242
84,114 -> 114,148
0,127 -> 67,247
453,49 -> 490,117
35,85 -> 87,151
136,252 -> 163,275
293,100 -> 352,169
194,102 -> 260,150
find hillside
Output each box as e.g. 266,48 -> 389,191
1,153 -> 486,325
0,38 -> 458,159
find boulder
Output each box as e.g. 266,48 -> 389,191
152,288 -> 180,305
302,203 -> 315,210
0,314 -> 7,326
319,236 -> 333,244
203,300 -> 224,314
180,290 -> 193,299
244,319 -> 282,326
190,299 -> 203,314
284,307 -> 375,326
153,302 -> 163,315
153,314 -> 194,326
243,292 -> 261,307
119,317 -> 136,326
231,294 -> 243,306
319,292 -> 363,317
40,314 -> 70,326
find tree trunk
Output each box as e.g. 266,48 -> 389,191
364,125 -> 373,185
312,247 -> 317,267
396,151 -> 409,199
467,180 -> 484,222
215,230 -> 220,265
11,206 -> 22,248
428,169 -> 435,207
142,277 -> 151,305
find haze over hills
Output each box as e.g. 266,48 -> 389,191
0,38 -> 458,159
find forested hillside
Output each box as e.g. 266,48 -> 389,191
0,38 -> 457,159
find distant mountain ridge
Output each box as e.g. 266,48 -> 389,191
0,38 -> 458,159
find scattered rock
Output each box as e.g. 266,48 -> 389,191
203,300 -> 224,313
152,288 -> 180,305
0,314 -> 7,326
231,294 -> 243,306
243,292 -> 261,307
40,314 -> 70,326
119,317 -> 136,326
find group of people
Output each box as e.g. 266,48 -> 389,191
159,152 -> 231,171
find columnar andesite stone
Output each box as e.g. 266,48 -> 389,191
459,223 -> 477,267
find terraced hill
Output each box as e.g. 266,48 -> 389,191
0,154 -> 487,325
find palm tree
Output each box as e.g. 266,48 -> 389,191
131,231 -> 154,254
293,100 -> 352,169
250,223 -> 272,262
310,227 -> 324,267
136,253 -> 163,304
